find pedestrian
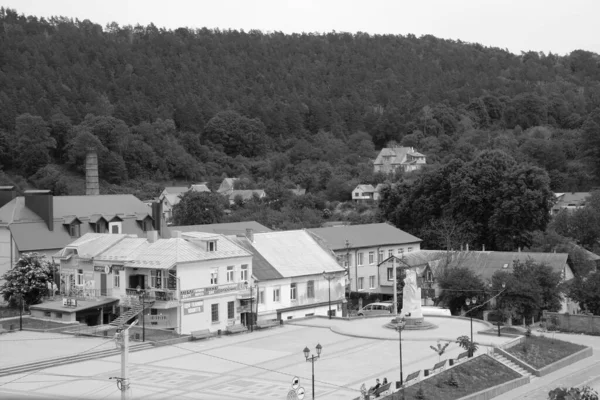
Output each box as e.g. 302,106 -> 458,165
382,378 -> 388,385
374,378 -> 381,390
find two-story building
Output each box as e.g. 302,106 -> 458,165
373,147 -> 426,174
50,230 -> 254,334
0,187 -> 154,284
231,229 -> 346,320
308,223 -> 422,299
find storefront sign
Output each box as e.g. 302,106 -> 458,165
181,283 -> 241,300
112,265 -> 124,272
62,298 -> 77,307
61,269 -> 75,275
183,300 -> 204,315
94,265 -> 111,273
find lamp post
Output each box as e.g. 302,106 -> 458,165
249,282 -> 253,332
136,285 -> 145,342
323,271 -> 335,319
303,343 -> 322,400
465,296 -> 477,357
397,317 -> 406,387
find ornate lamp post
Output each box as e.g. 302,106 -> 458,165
303,343 -> 322,400
323,271 -> 335,319
136,285 -> 146,342
465,296 -> 477,357
397,317 -> 406,387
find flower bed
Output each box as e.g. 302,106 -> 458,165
505,335 -> 586,369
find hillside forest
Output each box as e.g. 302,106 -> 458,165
1,8 -> 600,251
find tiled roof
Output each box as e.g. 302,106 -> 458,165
229,236 -> 283,281
163,193 -> 183,207
190,184 -> 211,192
251,230 -> 344,278
55,233 -> 135,259
308,223 -> 422,251
354,184 -> 375,192
553,192 -> 591,208
166,221 -> 272,238
94,238 -> 151,262
163,187 -> 189,194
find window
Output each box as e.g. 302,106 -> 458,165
109,221 -> 122,234
378,250 -> 384,263
502,263 -> 509,269
77,269 -> 83,285
211,303 -> 219,323
307,280 -> 314,298
207,240 -> 217,252
426,270 -> 433,282
273,288 -> 280,302
259,290 -> 265,304
114,273 -> 120,288
142,219 -> 152,232
226,266 -> 234,283
94,221 -> 106,233
398,248 -> 404,254
388,250 -> 393,258
358,277 -> 364,290
368,252 -> 374,265
227,301 -> 234,319
387,268 -> 393,281
151,270 -> 166,289
44,311 -> 51,317
55,312 -> 62,319
290,283 -> 297,300
357,253 -> 364,266
240,264 -> 248,281
210,269 -> 218,285
69,223 -> 80,238
369,275 -> 376,289
408,247 -> 413,252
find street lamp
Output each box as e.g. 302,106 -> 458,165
397,317 -> 406,388
136,285 -> 145,342
323,271 -> 335,319
303,343 -> 322,400
465,296 -> 477,357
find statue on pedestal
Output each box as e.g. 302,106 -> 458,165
400,268 -> 423,319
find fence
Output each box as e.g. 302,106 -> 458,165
543,311 -> 600,335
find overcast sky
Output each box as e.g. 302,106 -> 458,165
4,0 -> 600,55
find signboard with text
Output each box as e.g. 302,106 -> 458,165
93,265 -> 111,274
62,298 -> 77,308
180,283 -> 241,300
183,300 -> 204,315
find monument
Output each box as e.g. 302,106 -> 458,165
400,268 -> 423,323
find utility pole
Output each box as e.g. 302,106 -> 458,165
112,319 -> 138,400
392,257 -> 398,318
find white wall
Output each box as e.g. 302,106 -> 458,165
0,228 -> 14,283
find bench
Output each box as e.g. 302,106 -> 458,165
191,329 -> 213,341
372,382 -> 392,398
226,324 -> 249,334
256,319 -> 280,329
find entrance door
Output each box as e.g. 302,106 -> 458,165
100,273 -> 107,296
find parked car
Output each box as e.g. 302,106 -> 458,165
357,302 -> 393,317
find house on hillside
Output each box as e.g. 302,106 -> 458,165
159,183 -> 212,223
0,187 -> 154,283
352,185 -> 376,202
308,223 -> 422,303
373,147 -> 426,174
49,230 -> 253,333
289,186 -> 306,196
231,229 -> 346,320
551,192 -> 591,215
217,178 -> 239,195
227,190 -> 266,205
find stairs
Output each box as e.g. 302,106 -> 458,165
492,352 -> 538,382
0,342 -> 154,378
109,299 -> 154,327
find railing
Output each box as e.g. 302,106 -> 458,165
60,288 -> 114,299
125,288 -> 178,301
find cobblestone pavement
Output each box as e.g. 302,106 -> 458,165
1,318 -> 598,400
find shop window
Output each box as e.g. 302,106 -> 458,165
227,301 -> 234,319
211,303 -> 219,323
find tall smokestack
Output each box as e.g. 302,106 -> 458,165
85,148 -> 100,195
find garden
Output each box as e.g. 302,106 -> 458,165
505,335 -> 586,369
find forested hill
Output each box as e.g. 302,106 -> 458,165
1,7 -> 600,200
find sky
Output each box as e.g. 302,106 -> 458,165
3,0 -> 600,55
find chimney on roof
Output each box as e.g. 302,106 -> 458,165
482,244 -> 485,251
147,230 -> 158,243
518,247 -> 521,253
151,200 -> 164,237
85,148 -> 100,196
0,186 -> 16,209
24,190 -> 53,231
466,244 -> 469,251
246,228 -> 254,243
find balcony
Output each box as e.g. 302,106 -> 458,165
125,288 -> 178,301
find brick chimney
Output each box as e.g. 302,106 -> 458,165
24,190 -> 53,231
0,186 -> 16,209
85,148 -> 100,195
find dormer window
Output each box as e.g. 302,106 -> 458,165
69,223 -> 81,238
94,220 -> 107,233
207,240 -> 217,252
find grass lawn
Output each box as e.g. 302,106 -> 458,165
0,317 -> 79,330
383,355 -> 521,400
506,335 -> 586,369
481,326 -> 523,336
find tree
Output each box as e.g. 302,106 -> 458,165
15,113 -> 56,177
456,335 -> 478,356
203,110 -> 268,157
0,253 -> 56,306
548,386 -> 599,400
567,272 -> 600,315
171,191 -> 228,226
437,267 -> 485,315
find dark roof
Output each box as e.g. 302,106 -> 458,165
166,221 -> 272,238
308,223 -> 422,250
10,222 -> 71,251
228,236 -> 283,281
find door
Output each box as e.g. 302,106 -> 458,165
100,273 -> 107,296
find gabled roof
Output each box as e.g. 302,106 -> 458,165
250,230 -> 344,278
94,238 -> 151,262
228,236 -> 283,281
166,221 -> 272,238
190,184 -> 211,192
354,184 -> 375,192
308,223 -> 422,251
163,187 -> 189,195
54,233 -> 135,259
289,187 -> 306,196
553,192 -> 591,208
374,147 -> 426,166
163,193 -> 183,207
217,178 -> 239,193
